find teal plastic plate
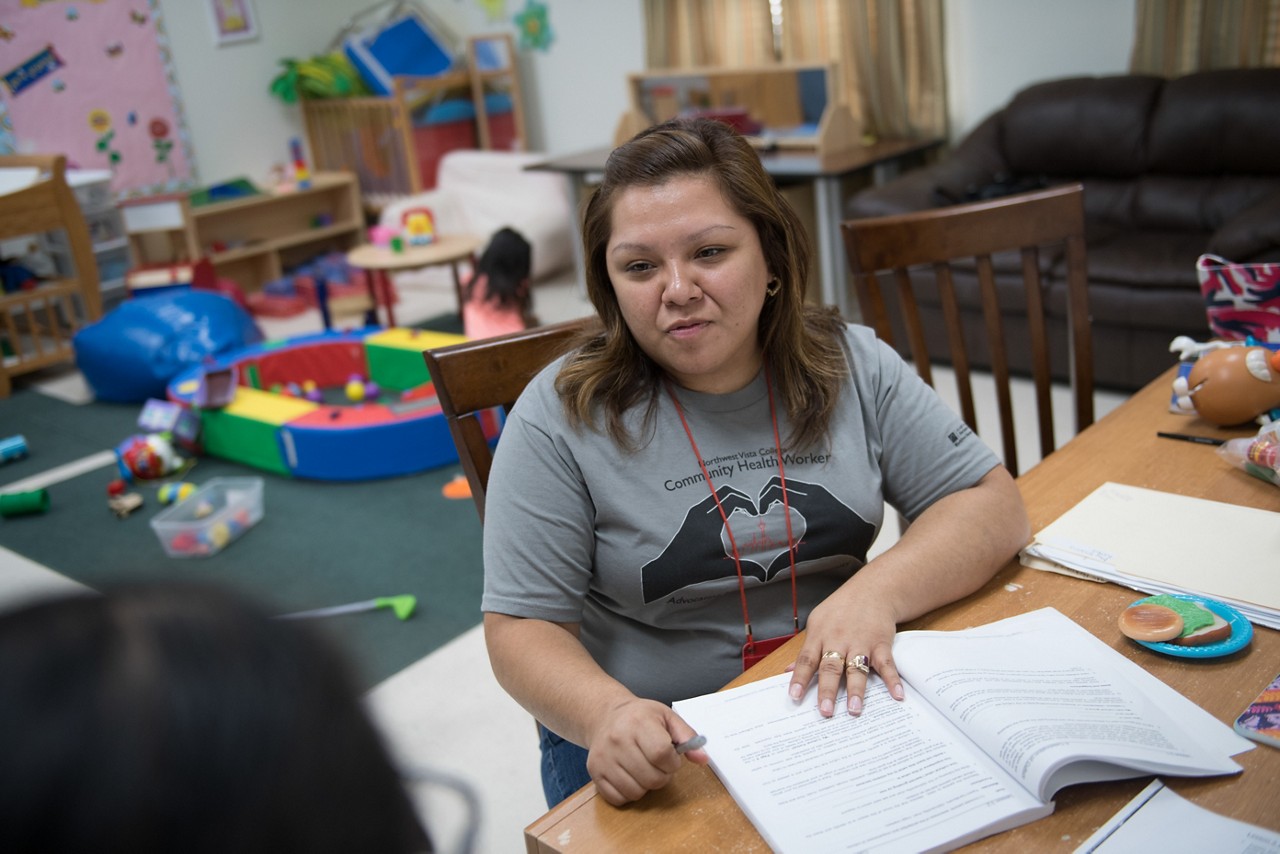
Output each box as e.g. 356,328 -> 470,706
1130,594 -> 1253,658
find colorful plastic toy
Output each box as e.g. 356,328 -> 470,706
157,482 -> 197,505
401,207 -> 436,246
165,328 -> 504,480
279,594 -> 417,622
1171,343 -> 1280,426
0,434 -> 29,464
0,488 -> 49,517
115,434 -> 188,482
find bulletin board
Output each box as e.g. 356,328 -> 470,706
0,0 -> 197,198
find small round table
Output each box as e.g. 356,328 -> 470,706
346,234 -> 483,328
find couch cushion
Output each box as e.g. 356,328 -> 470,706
1001,75 -> 1164,177
1208,189 -> 1280,261
1083,229 -> 1205,289
1148,68 -> 1280,175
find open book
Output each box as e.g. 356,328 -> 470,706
672,608 -> 1252,854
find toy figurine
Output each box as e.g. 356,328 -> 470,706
1172,344 -> 1280,426
115,434 -> 188,482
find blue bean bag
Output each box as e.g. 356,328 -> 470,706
74,291 -> 264,403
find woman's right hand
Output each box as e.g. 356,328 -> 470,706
585,698 -> 708,805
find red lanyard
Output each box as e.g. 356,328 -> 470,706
665,365 -> 799,666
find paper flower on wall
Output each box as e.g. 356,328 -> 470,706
514,0 -> 553,52
478,0 -> 506,23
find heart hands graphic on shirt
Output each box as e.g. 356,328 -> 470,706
640,477 -> 874,603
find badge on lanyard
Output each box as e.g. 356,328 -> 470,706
742,632 -> 796,671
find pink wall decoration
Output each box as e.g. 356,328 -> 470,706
0,0 -> 197,198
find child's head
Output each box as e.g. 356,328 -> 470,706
0,582 -> 430,853
472,227 -> 532,309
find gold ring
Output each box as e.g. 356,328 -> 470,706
821,650 -> 845,665
846,654 -> 871,675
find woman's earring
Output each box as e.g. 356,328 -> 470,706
766,278 -> 781,297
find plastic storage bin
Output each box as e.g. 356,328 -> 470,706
150,477 -> 264,557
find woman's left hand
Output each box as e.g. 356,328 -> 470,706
786,584 -> 904,717
784,466 -> 1029,718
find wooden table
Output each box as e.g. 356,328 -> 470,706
526,138 -> 943,318
346,234 -> 482,327
525,367 -> 1280,853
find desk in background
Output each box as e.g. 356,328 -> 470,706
524,366 -> 1280,853
526,138 -> 943,319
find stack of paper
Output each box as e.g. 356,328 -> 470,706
1020,482 -> 1280,629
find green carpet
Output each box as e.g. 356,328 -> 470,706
0,321 -> 484,690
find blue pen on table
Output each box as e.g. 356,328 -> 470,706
674,734 -> 707,755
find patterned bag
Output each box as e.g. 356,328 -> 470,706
1197,254 -> 1280,343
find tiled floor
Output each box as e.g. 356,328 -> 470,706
0,262 -> 1128,852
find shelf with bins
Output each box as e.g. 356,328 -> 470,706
42,169 -> 130,294
122,171 -> 365,294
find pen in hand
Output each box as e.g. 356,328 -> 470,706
674,734 -> 707,755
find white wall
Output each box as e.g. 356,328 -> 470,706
151,0 -> 642,187
149,0 -> 1131,187
944,0 -> 1135,139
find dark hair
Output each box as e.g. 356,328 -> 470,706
557,117 -> 847,449
0,583 -> 430,854
466,226 -> 532,311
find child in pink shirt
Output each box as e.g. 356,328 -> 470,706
461,227 -> 535,339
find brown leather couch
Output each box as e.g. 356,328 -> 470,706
844,68 -> 1280,390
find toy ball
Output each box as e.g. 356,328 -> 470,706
304,388 -> 324,403
157,482 -> 196,505
345,380 -> 366,402
202,521 -> 231,550
192,500 -> 214,519
302,379 -> 317,393
170,531 -> 198,552
363,380 -> 380,399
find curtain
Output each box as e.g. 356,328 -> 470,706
1130,0 -> 1280,74
779,0 -> 946,140
643,0 -> 777,68
643,0 -> 946,140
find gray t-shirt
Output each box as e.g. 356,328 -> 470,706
482,324 -> 999,706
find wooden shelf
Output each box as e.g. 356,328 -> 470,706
616,63 -> 862,160
123,171 -> 365,293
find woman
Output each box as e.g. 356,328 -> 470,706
482,118 -> 1029,808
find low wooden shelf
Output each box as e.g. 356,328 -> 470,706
122,171 -> 365,294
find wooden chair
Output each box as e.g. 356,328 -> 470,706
422,316 -> 601,523
0,154 -> 103,398
841,184 -> 1094,477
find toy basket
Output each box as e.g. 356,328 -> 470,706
150,477 -> 264,558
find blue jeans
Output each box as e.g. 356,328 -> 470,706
538,724 -> 592,808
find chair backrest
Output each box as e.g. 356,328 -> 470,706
840,184 -> 1094,477
422,316 -> 601,522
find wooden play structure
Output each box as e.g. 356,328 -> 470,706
302,33 -> 527,210
615,62 -> 863,160
0,154 -> 103,398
